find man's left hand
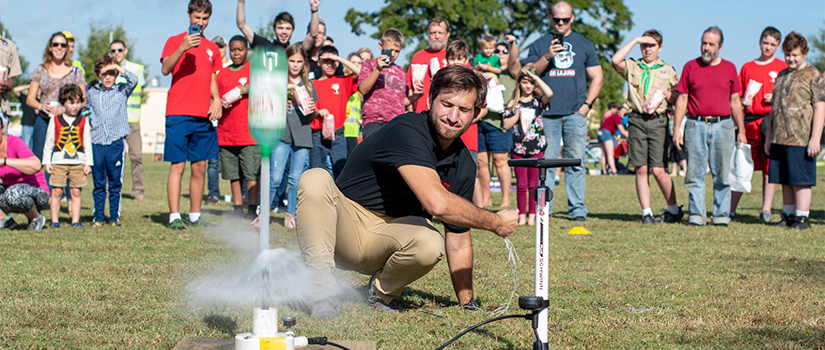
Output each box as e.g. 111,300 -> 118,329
208,100 -> 222,121
736,131 -> 747,147
577,104 -> 590,116
494,209 -> 518,237
807,139 -> 821,158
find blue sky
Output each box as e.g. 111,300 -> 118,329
1,0 -> 823,87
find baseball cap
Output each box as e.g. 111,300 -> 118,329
212,36 -> 227,48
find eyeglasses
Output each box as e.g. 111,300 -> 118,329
494,49 -> 508,54
110,48 -> 124,53
552,17 -> 572,24
51,42 -> 67,48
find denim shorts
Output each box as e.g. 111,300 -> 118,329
478,121 -> 513,153
768,144 -> 816,186
597,129 -> 614,143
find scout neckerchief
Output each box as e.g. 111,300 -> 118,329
638,59 -> 665,98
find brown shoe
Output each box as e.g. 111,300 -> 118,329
134,194 -> 146,201
204,196 -> 219,204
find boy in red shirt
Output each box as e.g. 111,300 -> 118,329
730,26 -> 787,223
310,45 -> 360,178
216,35 -> 259,218
160,0 -> 223,229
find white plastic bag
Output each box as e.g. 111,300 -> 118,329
486,80 -> 506,113
730,143 -> 754,193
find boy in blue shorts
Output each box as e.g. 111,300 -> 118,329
160,0 -> 223,229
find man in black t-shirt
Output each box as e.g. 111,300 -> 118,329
297,66 -> 518,318
236,0 -> 319,52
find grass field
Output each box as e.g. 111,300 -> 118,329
1,155 -> 824,349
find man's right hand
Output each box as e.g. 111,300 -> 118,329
545,39 -> 563,60
181,33 -> 201,51
494,209 -> 518,237
672,130 -> 683,151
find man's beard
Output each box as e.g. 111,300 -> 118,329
429,113 -> 469,143
429,40 -> 446,51
701,51 -> 716,64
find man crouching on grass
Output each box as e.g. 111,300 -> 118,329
296,65 -> 518,318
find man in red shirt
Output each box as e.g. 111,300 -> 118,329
406,18 -> 450,115
730,26 -> 787,223
160,0 -> 223,229
672,26 -> 747,227
216,36 -> 259,218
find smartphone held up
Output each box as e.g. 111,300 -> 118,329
188,25 -> 201,47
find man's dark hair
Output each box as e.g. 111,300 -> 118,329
318,45 -> 338,57
783,32 -> 808,55
608,102 -> 619,110
429,65 -> 487,112
229,35 -> 248,47
188,0 -> 212,15
326,36 -> 334,44
275,12 -> 295,30
642,29 -> 663,46
59,84 -> 85,105
94,54 -> 116,76
703,26 -> 724,45
760,26 -> 781,43
110,39 -> 126,48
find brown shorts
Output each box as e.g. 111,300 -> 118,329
49,164 -> 88,188
627,114 -> 668,168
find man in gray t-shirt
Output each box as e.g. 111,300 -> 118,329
509,1 -> 603,221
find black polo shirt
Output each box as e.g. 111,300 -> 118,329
336,112 -> 476,233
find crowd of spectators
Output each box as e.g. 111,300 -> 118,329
0,0 -> 822,234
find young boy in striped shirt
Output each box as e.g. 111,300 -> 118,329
85,54 -> 138,226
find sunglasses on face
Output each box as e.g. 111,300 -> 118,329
110,48 -> 124,53
552,17 -> 572,24
494,49 -> 508,54
51,42 -> 67,48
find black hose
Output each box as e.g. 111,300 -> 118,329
434,314 -> 528,350
325,341 -> 351,350
307,337 -> 352,350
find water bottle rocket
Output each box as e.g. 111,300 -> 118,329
248,46 -> 287,253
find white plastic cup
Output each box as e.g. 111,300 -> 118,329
429,57 -> 440,76
48,101 -> 59,118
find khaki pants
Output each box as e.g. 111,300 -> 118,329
125,122 -> 144,196
296,169 -> 445,303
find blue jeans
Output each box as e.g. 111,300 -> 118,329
542,112 -> 588,218
32,115 -> 48,161
207,157 -> 220,199
683,118 -> 734,222
21,125 -> 34,150
271,142 -> 310,214
310,132 -> 347,179
92,140 -> 125,223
